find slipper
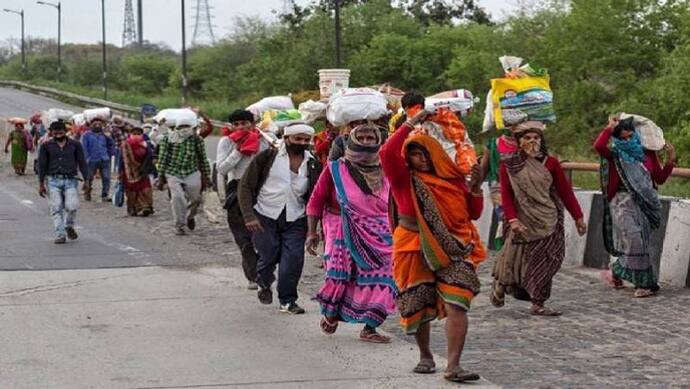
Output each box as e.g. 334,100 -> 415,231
359,329 -> 391,344
633,289 -> 655,298
413,358 -> 436,374
490,282 -> 505,308
530,305 -> 562,317
444,366 -> 480,382
320,317 -> 338,335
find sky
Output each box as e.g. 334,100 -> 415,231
0,0 -> 517,51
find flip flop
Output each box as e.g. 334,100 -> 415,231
320,317 -> 338,335
413,358 -> 436,374
530,306 -> 562,317
633,289 -> 655,298
444,366 -> 480,382
359,329 -> 391,344
490,282 -> 505,308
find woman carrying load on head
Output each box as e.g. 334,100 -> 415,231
4,119 -> 31,175
380,109 -> 486,383
595,117 -> 676,298
491,121 -> 587,316
306,124 -> 397,343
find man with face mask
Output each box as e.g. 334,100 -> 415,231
81,117 -> 115,202
38,121 -> 90,244
238,123 -> 322,314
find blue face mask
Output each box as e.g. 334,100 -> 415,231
613,131 -> 645,163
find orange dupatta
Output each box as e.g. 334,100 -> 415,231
402,134 -> 486,272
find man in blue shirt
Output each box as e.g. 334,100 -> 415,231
81,117 -> 115,202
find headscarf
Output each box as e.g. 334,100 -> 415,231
613,131 -> 645,163
344,124 -> 384,195
228,127 -> 261,155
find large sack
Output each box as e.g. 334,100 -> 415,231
326,88 -> 388,128
83,107 -> 112,123
426,89 -> 476,118
153,108 -> 198,128
247,96 -> 294,118
490,75 -> 555,130
298,100 -> 327,123
618,113 -> 666,151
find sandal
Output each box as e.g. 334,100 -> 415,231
490,282 -> 505,308
359,328 -> 391,344
444,366 -> 480,382
601,270 -> 624,289
530,305 -> 562,317
413,358 -> 436,374
633,289 -> 655,298
320,316 -> 338,335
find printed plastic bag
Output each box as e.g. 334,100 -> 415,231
617,113 -> 666,151
490,75 -> 555,130
326,88 -> 389,128
426,89 -> 477,118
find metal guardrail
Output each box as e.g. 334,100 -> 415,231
561,161 -> 690,179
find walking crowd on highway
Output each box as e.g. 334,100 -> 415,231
1,56 -> 679,384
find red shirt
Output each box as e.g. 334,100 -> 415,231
499,155 -> 584,221
380,123 -> 483,220
593,127 -> 674,201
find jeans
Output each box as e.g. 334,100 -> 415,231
167,171 -> 202,229
253,210 -> 307,305
48,176 -> 79,238
87,159 -> 111,198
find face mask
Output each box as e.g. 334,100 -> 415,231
287,143 -> 309,154
520,137 -> 542,157
92,127 -> 103,133
53,134 -> 66,141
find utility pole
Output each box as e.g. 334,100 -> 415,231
137,0 -> 143,46
36,1 -> 61,81
334,0 -> 341,67
101,0 -> 107,99
181,0 -> 188,104
3,9 -> 26,74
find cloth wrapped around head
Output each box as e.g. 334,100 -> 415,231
283,123 -> 315,137
343,124 -> 385,195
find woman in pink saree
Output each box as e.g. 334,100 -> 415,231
306,124 -> 397,343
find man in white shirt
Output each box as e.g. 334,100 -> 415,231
216,110 -> 269,290
238,123 -> 321,314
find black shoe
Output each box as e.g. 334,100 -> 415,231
258,287 -> 273,305
187,217 -> 196,231
54,236 -> 66,244
65,227 -> 78,240
280,302 -> 305,314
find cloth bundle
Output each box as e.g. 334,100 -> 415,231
83,107 -> 112,123
153,108 -> 198,128
326,88 -> 389,127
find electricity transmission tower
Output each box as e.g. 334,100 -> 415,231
282,0 -> 293,14
122,0 -> 137,46
191,0 -> 216,46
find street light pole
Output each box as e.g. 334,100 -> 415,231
36,1 -> 61,81
181,0 -> 188,104
334,0 -> 341,67
3,9 -> 26,74
101,0 -> 107,99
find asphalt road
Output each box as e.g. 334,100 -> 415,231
0,87 -> 222,271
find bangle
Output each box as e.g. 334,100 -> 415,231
404,121 -> 415,128
306,233 -> 318,238
470,189 -> 483,197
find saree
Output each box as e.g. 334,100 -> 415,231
492,153 -> 564,305
394,134 -> 485,335
9,130 -> 29,173
314,160 -> 397,328
601,152 -> 661,290
121,137 -> 154,216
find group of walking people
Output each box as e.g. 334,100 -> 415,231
3,87 -> 677,383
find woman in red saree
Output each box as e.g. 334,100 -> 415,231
120,128 -> 154,216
